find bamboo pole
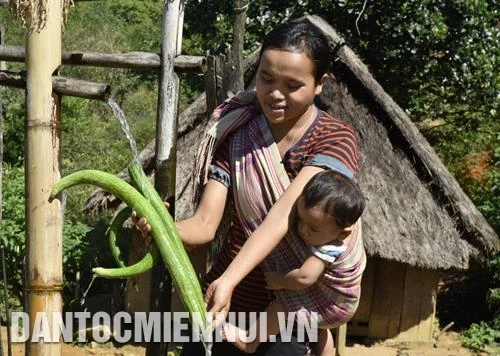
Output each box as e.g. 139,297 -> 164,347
0,70 -> 111,100
24,0 -> 63,355
146,1 -> 184,355
0,45 -> 207,73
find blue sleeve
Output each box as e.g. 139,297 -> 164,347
208,164 -> 231,188
306,153 -> 354,179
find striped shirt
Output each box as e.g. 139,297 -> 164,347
203,109 -> 359,313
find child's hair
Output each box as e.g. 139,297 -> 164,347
259,18 -> 331,82
301,170 -> 365,228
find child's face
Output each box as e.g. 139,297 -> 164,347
296,197 -> 350,247
255,49 -> 326,127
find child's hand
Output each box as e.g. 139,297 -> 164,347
264,271 -> 285,290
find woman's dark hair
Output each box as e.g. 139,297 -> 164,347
259,18 -> 331,82
301,170 -> 366,227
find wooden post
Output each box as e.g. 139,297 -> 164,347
221,0 -> 246,97
146,1 -> 184,355
24,0 -> 63,355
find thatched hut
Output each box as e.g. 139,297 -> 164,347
86,15 -> 499,343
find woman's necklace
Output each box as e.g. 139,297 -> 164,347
288,106 -> 317,148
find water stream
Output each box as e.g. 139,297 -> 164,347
79,274 -> 97,310
106,97 -> 140,163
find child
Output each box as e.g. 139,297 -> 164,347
223,170 -> 366,355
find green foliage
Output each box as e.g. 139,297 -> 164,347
460,321 -> 500,351
1,89 -> 25,166
460,253 -> 500,351
0,164 -> 92,307
0,165 -> 25,306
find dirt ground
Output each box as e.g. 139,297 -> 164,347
1,326 -> 488,356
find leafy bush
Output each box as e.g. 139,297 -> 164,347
460,253 -> 500,351
0,164 -> 93,308
460,321 -> 500,351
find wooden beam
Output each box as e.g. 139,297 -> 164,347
0,45 -> 206,73
0,70 -> 111,100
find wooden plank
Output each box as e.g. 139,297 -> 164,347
367,259 -> 405,339
397,266 -> 426,341
352,257 -> 376,322
417,270 -> 440,340
349,257 -> 376,337
334,324 -> 347,356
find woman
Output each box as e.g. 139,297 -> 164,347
138,18 -> 362,355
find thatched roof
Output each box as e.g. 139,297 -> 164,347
86,15 -> 498,271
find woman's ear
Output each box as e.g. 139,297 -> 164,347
315,73 -> 329,95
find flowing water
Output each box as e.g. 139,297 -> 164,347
106,97 -> 139,163
79,274 -> 97,310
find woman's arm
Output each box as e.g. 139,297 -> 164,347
176,179 -> 228,248
133,179 -> 228,248
205,165 -> 324,314
265,255 -> 326,291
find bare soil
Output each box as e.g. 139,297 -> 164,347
1,326 -> 487,356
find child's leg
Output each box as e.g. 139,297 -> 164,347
315,328 -> 334,356
223,300 -> 285,354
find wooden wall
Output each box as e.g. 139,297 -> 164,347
349,257 -> 441,342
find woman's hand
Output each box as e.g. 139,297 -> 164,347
131,201 -> 171,246
264,271 -> 285,290
204,277 -> 235,319
131,210 -> 153,245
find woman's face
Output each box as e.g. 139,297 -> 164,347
255,49 -> 326,127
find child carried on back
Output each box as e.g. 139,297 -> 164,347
224,170 -> 366,356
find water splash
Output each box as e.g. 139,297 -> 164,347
79,274 -> 97,310
107,97 -> 139,162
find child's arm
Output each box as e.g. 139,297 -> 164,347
265,255 -> 327,291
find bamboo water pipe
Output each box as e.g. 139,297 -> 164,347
0,70 -> 111,100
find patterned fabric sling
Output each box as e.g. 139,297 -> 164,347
194,90 -> 366,329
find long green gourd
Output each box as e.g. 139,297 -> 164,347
107,206 -> 131,268
50,170 -> 206,331
127,162 -> 184,251
102,205 -> 160,277
124,162 -> 206,316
